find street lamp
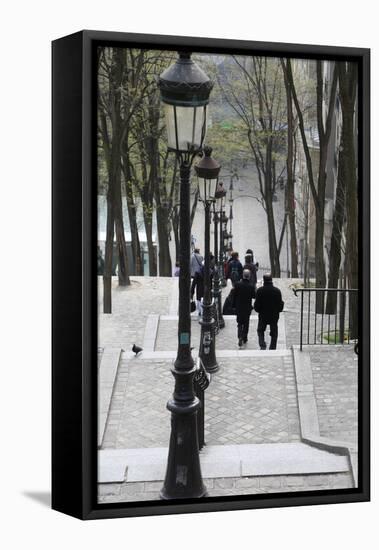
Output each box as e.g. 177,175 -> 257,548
195,146 -> 220,373
220,211 -> 229,267
229,177 -> 234,250
219,192 -> 227,287
213,181 -> 226,329
157,51 -> 212,499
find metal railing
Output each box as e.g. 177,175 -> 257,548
292,287 -> 358,351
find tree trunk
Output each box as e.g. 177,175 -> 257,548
107,48 -> 130,287
303,182 -> 310,286
266,199 -> 281,277
122,155 -> 143,275
326,131 -> 346,313
113,156 -> 130,286
143,210 -> 157,276
103,189 -> 114,314
286,59 -> 337,307
339,62 -> 358,338
314,193 -> 326,309
282,58 -> 299,277
155,201 -> 172,276
265,139 -> 281,277
151,139 -> 172,277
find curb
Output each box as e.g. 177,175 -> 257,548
98,347 -> 122,448
292,345 -> 358,487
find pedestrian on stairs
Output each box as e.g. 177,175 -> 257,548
233,269 -> 255,347
253,273 -> 284,350
243,254 -> 257,290
191,248 -> 203,278
226,251 -> 243,285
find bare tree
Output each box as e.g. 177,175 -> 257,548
98,47 -> 131,312
286,59 -> 338,310
218,56 -> 287,276
281,58 -> 299,277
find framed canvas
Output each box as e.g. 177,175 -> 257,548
52,30 -> 370,520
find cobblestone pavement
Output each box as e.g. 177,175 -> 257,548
98,276 -> 174,350
309,347 -> 358,446
98,472 -> 353,503
102,353 -> 300,449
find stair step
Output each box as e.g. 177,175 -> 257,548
99,442 -> 349,483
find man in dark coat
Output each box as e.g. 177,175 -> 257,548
227,251 -> 243,285
254,273 -> 284,350
233,269 -> 256,347
222,287 -> 236,316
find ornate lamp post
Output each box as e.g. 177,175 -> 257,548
220,209 -> 229,286
157,51 -> 213,499
219,192 -> 227,287
213,182 -> 226,328
195,147 -> 221,373
228,177 -> 234,250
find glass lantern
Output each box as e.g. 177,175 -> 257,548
158,52 -> 213,153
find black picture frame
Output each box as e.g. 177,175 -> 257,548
52,30 -> 370,520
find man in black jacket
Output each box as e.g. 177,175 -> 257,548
233,269 -> 256,347
254,273 -> 284,350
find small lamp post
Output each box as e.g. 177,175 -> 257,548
213,182 -> 226,328
219,193 -> 228,287
229,177 -> 234,250
157,51 -> 213,499
195,147 -> 221,373
220,211 -> 229,284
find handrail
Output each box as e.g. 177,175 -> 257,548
292,287 -> 358,351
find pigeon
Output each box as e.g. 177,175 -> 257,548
132,344 -> 143,356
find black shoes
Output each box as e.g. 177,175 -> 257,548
238,338 -> 243,347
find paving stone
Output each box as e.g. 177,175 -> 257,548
214,478 -> 235,489
120,482 -> 145,495
307,475 -> 331,486
309,348 -> 358,446
235,477 -> 259,489
259,476 -> 282,489
98,483 -> 121,496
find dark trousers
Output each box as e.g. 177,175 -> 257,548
257,317 -> 278,349
237,314 -> 251,341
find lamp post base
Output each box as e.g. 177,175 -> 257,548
199,303 -> 219,373
212,269 -> 225,330
160,382 -> 207,499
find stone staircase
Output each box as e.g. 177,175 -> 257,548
98,316 -> 356,493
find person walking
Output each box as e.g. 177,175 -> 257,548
191,264 -> 204,316
222,283 -> 236,316
246,248 -> 259,269
233,269 -> 256,347
226,251 -> 243,285
191,261 -> 214,317
254,273 -> 284,350
191,248 -> 203,278
243,254 -> 257,290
